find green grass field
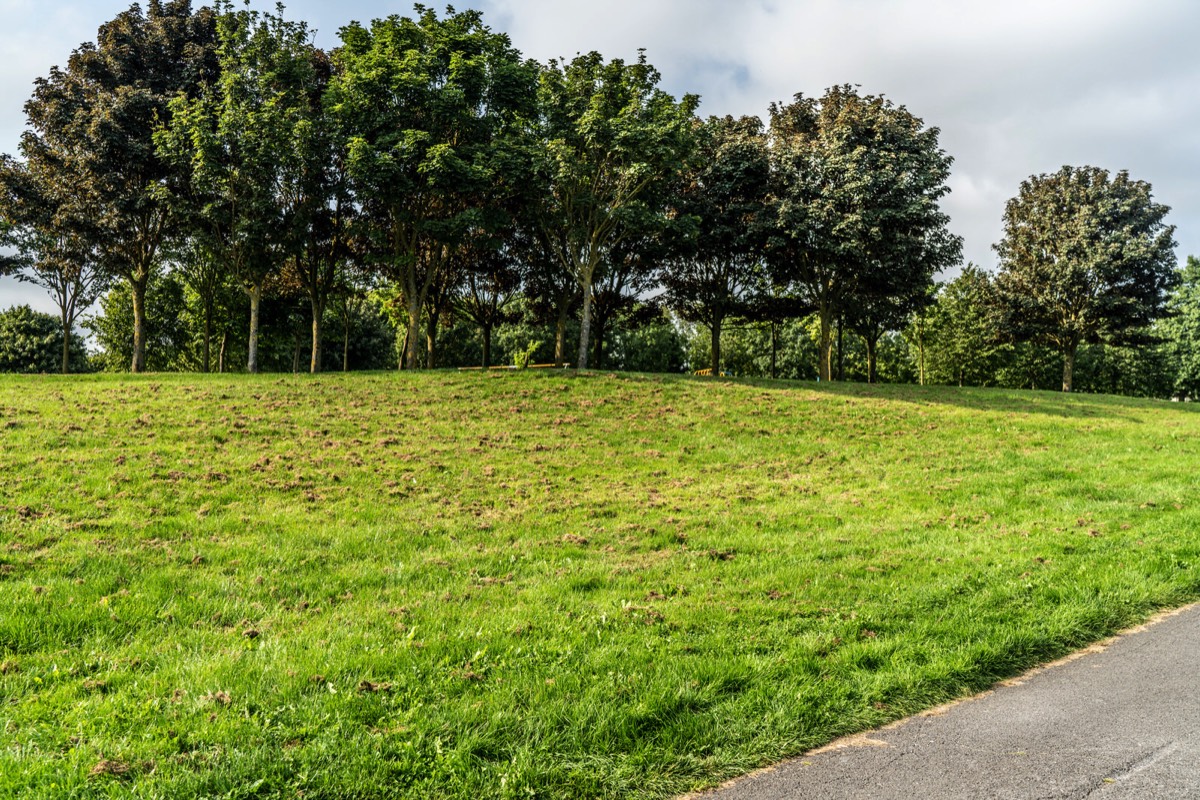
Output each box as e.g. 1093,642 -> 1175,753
2,371 -> 1199,799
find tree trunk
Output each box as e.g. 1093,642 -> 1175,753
218,329 -> 229,374
918,329 -> 926,386
426,310 -> 438,370
818,304 -> 834,382
202,303 -> 213,374
710,317 -> 722,377
343,317 -> 351,373
1062,346 -> 1076,393
482,325 -> 492,369
405,298 -> 421,370
247,281 -> 262,374
310,297 -> 324,374
292,337 -> 302,374
592,317 -> 605,370
837,316 -> 845,381
554,303 -> 569,368
61,313 -> 71,375
577,280 -> 594,370
866,336 -> 878,384
131,279 -> 147,374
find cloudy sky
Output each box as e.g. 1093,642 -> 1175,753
2,0 -> 1198,313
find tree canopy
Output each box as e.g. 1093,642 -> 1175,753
2,3 -> 1194,398
994,165 -> 1177,391
768,85 -> 961,381
535,51 -> 698,370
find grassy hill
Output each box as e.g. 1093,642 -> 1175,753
2,371 -> 1198,799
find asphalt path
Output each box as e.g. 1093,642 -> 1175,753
692,603 -> 1200,800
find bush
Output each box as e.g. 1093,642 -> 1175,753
0,305 -> 88,373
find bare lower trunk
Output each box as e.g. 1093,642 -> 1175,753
837,318 -> 845,381
131,280 -> 147,374
554,304 -> 569,368
310,298 -> 324,374
218,329 -> 229,373
426,311 -> 438,370
918,333 -> 926,386
710,318 -> 722,376
866,337 -> 878,384
292,338 -> 301,374
61,315 -> 70,375
482,325 -> 492,369
577,284 -> 593,370
247,281 -> 262,374
202,305 -> 212,374
818,304 -> 834,382
405,299 -> 421,370
343,318 -> 350,372
1062,347 -> 1076,393
592,317 -> 605,370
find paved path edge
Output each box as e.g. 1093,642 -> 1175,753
677,601 -> 1200,800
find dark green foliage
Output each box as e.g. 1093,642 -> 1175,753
156,1 -> 330,374
769,85 -> 960,382
8,5 -> 1197,397
608,310 -> 688,374
535,51 -> 699,369
663,115 -> 770,376
994,166 -> 1177,392
86,273 -> 191,372
495,295 -> 567,368
922,266 -> 1009,387
331,6 -> 538,370
0,305 -> 87,373
20,1 -> 218,371
331,304 -> 398,372
686,318 -> 823,380
0,156 -> 108,373
1073,340 -> 1175,399
1162,256 -> 1200,399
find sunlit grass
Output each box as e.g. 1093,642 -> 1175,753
1,371 -> 1198,798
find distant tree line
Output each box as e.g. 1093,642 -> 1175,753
0,1 -> 1188,397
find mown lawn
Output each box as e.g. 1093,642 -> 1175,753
1,371 -> 1198,799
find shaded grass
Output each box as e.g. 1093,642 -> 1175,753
1,371 -> 1199,798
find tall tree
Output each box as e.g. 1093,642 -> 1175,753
589,233 -> 664,371
282,47 -> 348,374
768,85 -> 959,382
925,265 -> 1007,387
663,115 -> 770,377
514,215 -> 579,367
455,234 -> 521,369
330,6 -> 537,370
1157,256 -> 1200,400
157,1 -> 321,374
168,236 -> 229,373
993,165 -> 1177,392
536,51 -> 697,370
20,1 -> 217,372
0,157 -> 108,373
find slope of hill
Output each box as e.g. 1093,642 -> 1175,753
1,372 -> 1198,798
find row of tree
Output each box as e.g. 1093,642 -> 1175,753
7,255 -> 1198,400
0,1 -> 1182,394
